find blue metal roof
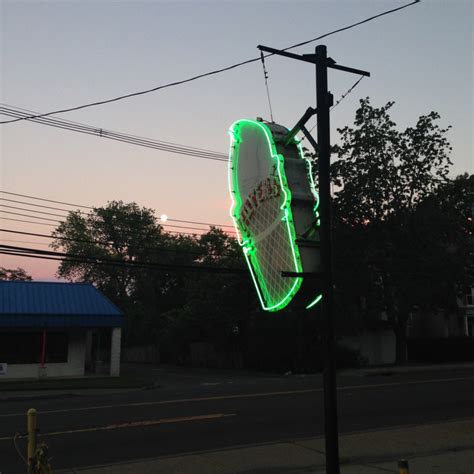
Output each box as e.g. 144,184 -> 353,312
0,281 -> 123,328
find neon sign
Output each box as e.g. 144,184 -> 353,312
228,119 -> 321,312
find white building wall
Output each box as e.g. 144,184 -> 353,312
67,330 -> 86,377
0,330 -> 86,380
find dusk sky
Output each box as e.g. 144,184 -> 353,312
1,0 -> 472,280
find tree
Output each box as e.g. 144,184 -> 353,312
329,98 -> 455,363
159,227 -> 257,366
0,267 -> 32,281
52,201 -> 167,299
332,98 -> 452,224
51,201 -> 186,344
51,202 -> 252,352
430,173 -> 474,293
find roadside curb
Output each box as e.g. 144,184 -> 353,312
0,387 -> 140,402
0,392 -> 81,402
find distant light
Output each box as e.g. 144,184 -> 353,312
160,214 -> 168,222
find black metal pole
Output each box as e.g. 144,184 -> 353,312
315,44 -> 340,474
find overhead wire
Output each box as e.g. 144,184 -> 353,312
331,76 -> 365,112
2,103 -> 225,156
0,210 -> 59,223
0,105 -> 228,162
0,205 -> 236,235
0,1 -> 422,276
0,244 -> 247,274
280,0 -> 420,51
2,70 -> 362,163
0,190 -> 92,209
0,218 -> 221,237
0,228 -> 240,259
0,1 -> 419,125
0,217 -> 231,236
303,75 -> 366,141
1,239 -> 51,246
1,242 -> 453,278
0,197 -> 84,213
0,204 -> 69,219
0,191 -> 235,229
0,217 -> 58,227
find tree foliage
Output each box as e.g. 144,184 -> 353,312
51,201 -> 171,303
49,99 -> 472,369
329,98 -> 471,362
332,98 -> 453,224
0,267 -> 32,281
51,202 -> 259,353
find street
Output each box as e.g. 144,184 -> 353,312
0,365 -> 473,473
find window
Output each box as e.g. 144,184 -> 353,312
0,332 -> 68,364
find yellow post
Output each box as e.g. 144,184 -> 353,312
27,408 -> 37,473
398,459 -> 409,474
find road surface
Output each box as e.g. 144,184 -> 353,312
0,365 -> 473,473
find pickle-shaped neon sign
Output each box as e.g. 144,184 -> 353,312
229,119 -> 308,312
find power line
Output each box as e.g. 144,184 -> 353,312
0,210 -> 228,235
0,197 -> 84,213
0,227 -> 143,247
0,218 -> 216,237
0,205 -> 236,234
280,1 -> 420,51
0,52 -> 368,163
331,76 -> 365,112
303,75 -> 366,140
0,228 -> 240,259
0,191 -> 235,229
1,103 -> 225,155
0,251 -> 245,275
0,217 -> 57,227
0,244 -> 247,274
1,61 -> 367,168
0,210 -> 59,223
0,243 -> 454,278
0,1 -> 419,124
0,239 -> 51,246
0,191 -> 92,210
0,105 -> 228,162
0,204 -> 68,219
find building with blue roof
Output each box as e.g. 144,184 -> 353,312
0,281 -> 123,379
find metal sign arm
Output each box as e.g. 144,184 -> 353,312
285,107 -> 317,146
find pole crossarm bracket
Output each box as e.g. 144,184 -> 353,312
257,45 -> 371,77
301,125 -> 319,153
285,107 -> 317,146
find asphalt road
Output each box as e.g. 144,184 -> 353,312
0,366 -> 473,473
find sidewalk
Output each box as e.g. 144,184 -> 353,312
340,361 -> 474,377
62,418 -> 474,474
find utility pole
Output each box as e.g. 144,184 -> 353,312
258,43 -> 370,474
315,44 -> 339,473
